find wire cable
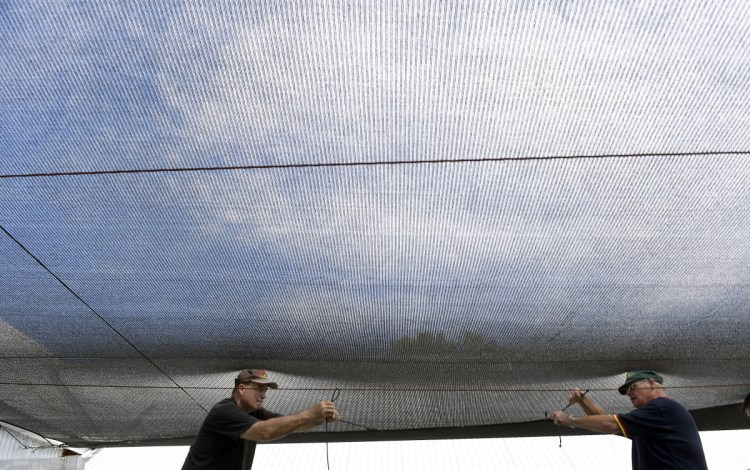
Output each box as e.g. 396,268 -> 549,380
325,388 -> 341,470
0,225 -> 208,413
545,389 -> 589,447
0,425 -> 30,450
1,151 -> 749,179
0,381 -> 747,392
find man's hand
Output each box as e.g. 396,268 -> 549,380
567,388 -> 606,415
553,409 -> 621,434
310,401 -> 340,422
552,410 -> 571,427
568,387 -> 586,405
242,401 -> 341,441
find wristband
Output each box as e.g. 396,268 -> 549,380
568,416 -> 576,428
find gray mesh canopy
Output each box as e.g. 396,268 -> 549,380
2,1 -> 750,447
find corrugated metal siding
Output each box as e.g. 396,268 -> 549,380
0,426 -> 62,460
0,457 -> 85,470
87,446 -> 189,470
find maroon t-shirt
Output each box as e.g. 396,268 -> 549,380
182,398 -> 282,470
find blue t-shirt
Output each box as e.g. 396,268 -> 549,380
182,398 -> 282,470
615,397 -> 707,470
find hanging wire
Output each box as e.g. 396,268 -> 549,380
2,151 -> 749,179
545,389 -> 589,447
325,388 -> 341,470
0,225 -> 207,414
0,382 -> 746,392
0,425 -> 30,450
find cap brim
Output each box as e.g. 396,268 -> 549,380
618,381 -> 634,395
250,378 -> 278,389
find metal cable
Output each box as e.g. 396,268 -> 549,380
1,151 -> 749,179
0,225 -> 207,413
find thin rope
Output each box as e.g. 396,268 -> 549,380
336,418 -> 381,432
0,381 -> 747,392
326,388 -> 340,470
1,355 -> 747,362
545,389 -> 589,447
0,225 -> 207,413
1,151 -> 749,179
560,390 -> 589,413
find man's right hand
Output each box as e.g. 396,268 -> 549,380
567,388 -> 606,416
568,387 -> 586,405
309,401 -> 339,422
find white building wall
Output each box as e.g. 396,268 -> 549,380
0,425 -> 62,460
86,430 -> 750,470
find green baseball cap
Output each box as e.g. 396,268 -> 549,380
618,370 -> 663,394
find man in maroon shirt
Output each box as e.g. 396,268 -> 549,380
182,369 -> 339,470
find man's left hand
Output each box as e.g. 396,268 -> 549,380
552,410 -> 570,426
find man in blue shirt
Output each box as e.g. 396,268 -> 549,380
553,370 -> 707,470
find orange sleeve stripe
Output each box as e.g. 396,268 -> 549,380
613,414 -> 628,437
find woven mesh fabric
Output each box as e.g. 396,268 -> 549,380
2,1 -> 750,446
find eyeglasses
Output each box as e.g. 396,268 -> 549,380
626,380 -> 647,394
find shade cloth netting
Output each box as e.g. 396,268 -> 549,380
1,1 -> 750,446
